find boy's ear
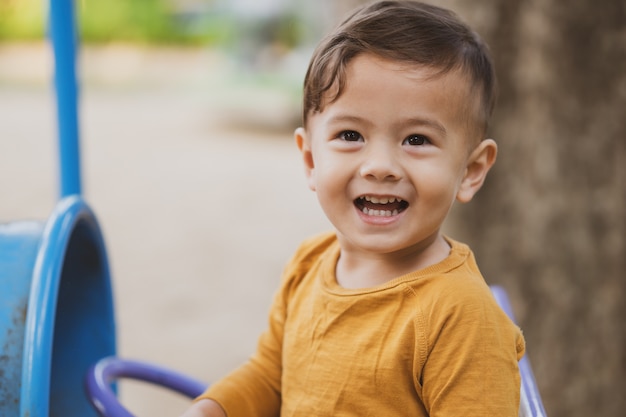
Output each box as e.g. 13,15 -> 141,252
295,127 -> 317,191
456,138 -> 497,203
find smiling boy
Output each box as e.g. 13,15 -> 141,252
183,1 -> 525,416
296,53 -> 495,288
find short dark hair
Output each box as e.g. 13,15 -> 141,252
302,0 -> 496,135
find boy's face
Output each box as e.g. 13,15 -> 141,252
296,53 -> 496,260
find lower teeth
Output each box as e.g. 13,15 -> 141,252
362,208 -> 399,216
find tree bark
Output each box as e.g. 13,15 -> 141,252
448,1 -> 626,416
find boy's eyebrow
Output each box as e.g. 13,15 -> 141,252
326,114 -> 372,126
327,114 -> 448,137
400,117 -> 448,137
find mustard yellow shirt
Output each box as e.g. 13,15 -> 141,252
198,232 -> 525,416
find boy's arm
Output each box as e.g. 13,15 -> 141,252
179,399 -> 226,417
181,235 -> 328,417
420,285 -> 525,417
191,302 -> 286,417
189,265 -> 295,417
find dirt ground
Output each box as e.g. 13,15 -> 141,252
0,43 -> 331,416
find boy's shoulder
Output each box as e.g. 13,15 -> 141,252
415,238 -> 521,337
291,230 -> 337,259
276,231 -> 337,299
285,230 -> 338,274
405,237 -> 496,312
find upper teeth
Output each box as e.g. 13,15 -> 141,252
364,196 -> 397,204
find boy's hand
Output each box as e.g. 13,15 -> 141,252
179,399 -> 226,417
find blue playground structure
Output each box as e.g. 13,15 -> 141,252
0,1 -> 546,416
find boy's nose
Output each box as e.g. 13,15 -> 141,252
359,147 -> 402,181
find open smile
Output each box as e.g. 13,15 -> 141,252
354,195 -> 409,217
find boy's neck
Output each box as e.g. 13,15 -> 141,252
334,234 -> 451,289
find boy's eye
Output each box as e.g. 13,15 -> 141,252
404,134 -> 429,146
339,130 -> 363,142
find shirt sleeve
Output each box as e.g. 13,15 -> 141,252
194,234 -> 331,417
419,281 -> 525,417
194,273 -> 291,417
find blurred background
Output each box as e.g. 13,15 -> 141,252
0,1 -> 624,416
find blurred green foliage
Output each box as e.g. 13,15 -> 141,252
0,0 -> 46,40
0,0 -> 235,45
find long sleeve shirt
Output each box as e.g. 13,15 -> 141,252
197,232 -> 525,416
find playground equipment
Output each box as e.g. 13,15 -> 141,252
0,2 -> 115,416
0,1 -> 546,417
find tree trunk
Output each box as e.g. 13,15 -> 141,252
448,1 -> 626,416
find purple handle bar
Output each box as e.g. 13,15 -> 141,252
491,286 -> 547,417
84,357 -> 208,417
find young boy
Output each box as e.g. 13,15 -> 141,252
183,1 -> 525,416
